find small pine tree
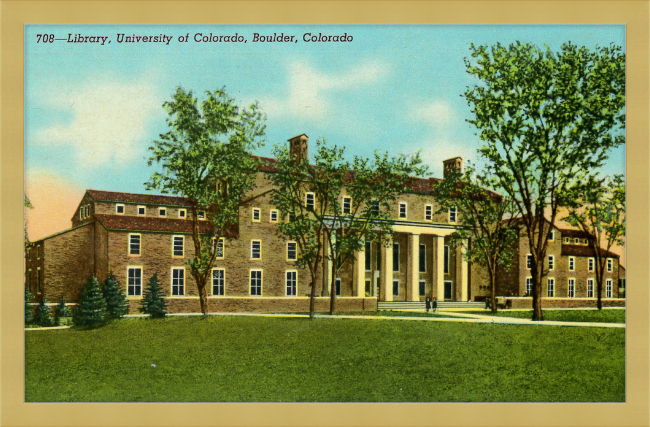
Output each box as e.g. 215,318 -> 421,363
35,297 -> 54,326
56,296 -> 72,318
25,290 -> 35,323
102,274 -> 128,319
73,276 -> 107,327
141,273 -> 167,318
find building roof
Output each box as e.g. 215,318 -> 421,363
561,244 -> 619,258
94,214 -> 238,237
559,228 -> 592,239
87,189 -> 193,207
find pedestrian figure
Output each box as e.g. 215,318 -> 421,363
425,297 -> 431,313
432,297 -> 437,313
485,298 -> 491,310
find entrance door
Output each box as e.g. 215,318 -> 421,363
444,281 -> 453,300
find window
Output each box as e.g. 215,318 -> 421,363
568,279 -> 575,298
250,270 -> 262,296
270,210 -> 278,222
569,257 -> 575,271
424,205 -> 432,221
371,200 -> 380,215
365,280 -> 371,297
116,204 -> 125,214
28,269 -> 32,290
342,197 -> 351,214
564,237 -> 570,243
336,278 -> 341,296
399,202 -> 407,218
198,211 -> 205,220
252,208 -> 261,222
37,246 -> 40,259
79,208 -> 83,220
376,242 -> 381,270
159,207 -> 166,217
127,267 -> 142,297
212,269 -> 225,296
178,209 -> 186,219
419,244 -> 426,272
392,243 -> 399,272
27,248 -> 31,260
171,268 -> 184,296
548,255 -> 554,271
213,238 -> 224,258
587,279 -> 594,298
606,279 -> 613,298
172,236 -> 184,257
286,271 -> 297,296
251,240 -> 261,259
306,193 -> 315,210
584,238 -> 589,244
365,241 -> 371,271
607,258 -> 613,272
287,242 -> 297,261
449,206 -> 457,223
393,279 -> 399,296
36,268 -> 41,293
547,278 -> 555,297
137,206 -> 146,216
129,234 -> 141,256
444,245 -> 450,274
419,280 -> 426,296
574,238 -> 579,244
549,230 -> 555,241
526,277 -> 532,295
588,258 -> 594,272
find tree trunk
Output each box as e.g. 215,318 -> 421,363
488,265 -> 497,314
531,263 -> 544,321
597,265 -> 604,310
309,270 -> 317,319
196,275 -> 209,315
329,262 -> 337,315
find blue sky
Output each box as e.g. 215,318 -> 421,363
25,24 -> 625,198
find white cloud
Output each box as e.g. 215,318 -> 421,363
411,100 -> 455,129
256,59 -> 390,120
31,79 -> 161,167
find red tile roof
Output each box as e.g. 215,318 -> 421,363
560,229 -> 592,239
94,214 -> 238,237
561,244 -> 619,258
87,189 -> 193,207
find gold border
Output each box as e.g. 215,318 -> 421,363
3,1 -> 648,426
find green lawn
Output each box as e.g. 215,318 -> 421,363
464,309 -> 626,324
25,316 -> 625,402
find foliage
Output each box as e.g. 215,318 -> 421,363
102,274 -> 128,319
56,296 -> 72,318
141,274 -> 167,318
25,193 -> 33,246
25,289 -> 35,323
35,298 -> 54,327
463,41 -> 625,320
564,174 -> 625,309
146,86 -> 266,314
72,276 -> 107,327
271,139 -> 427,315
26,316 -> 624,402
434,163 -> 519,312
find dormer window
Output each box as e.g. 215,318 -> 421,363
159,208 -> 166,217
116,204 -> 125,214
137,206 -> 146,216
178,209 -> 186,219
574,238 -> 579,244
564,237 -> 570,243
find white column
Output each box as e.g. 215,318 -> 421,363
460,241 -> 469,301
380,238 -> 394,301
434,235 -> 445,301
408,234 -> 420,301
354,243 -> 365,297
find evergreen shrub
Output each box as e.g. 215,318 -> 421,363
141,273 -> 167,318
73,276 -> 107,327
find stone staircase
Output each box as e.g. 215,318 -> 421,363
378,301 -> 487,311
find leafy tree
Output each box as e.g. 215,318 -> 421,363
102,274 -> 128,319
35,297 -> 54,326
434,163 -> 519,313
147,87 -> 266,315
73,276 -> 107,327
141,273 -> 167,318
25,290 -> 35,324
24,193 -> 33,247
271,139 -> 427,316
463,42 -> 625,320
564,174 -> 625,309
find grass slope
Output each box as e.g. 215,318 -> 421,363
464,309 -> 626,324
26,316 -> 624,402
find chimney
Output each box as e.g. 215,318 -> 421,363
288,134 -> 309,162
443,157 -> 462,179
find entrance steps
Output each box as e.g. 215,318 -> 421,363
378,301 -> 487,311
